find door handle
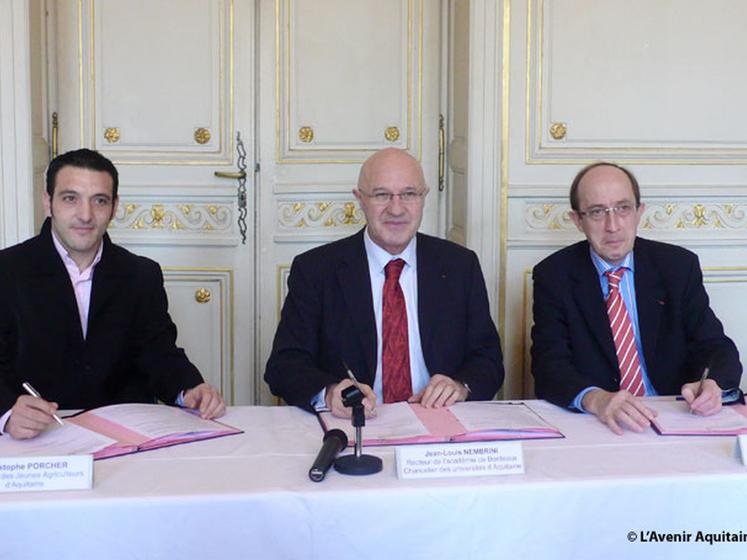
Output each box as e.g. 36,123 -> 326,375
214,170 -> 247,180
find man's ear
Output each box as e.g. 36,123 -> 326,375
569,210 -> 583,232
109,196 -> 120,222
42,192 -> 52,218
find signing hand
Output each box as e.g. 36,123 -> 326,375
5,395 -> 59,440
325,379 -> 377,419
681,378 -> 722,416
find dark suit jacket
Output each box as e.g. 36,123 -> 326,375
264,230 -> 504,408
0,220 -> 204,412
531,237 -> 742,408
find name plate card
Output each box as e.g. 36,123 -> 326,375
395,441 -> 524,480
0,455 -> 93,492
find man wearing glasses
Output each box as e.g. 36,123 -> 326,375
265,148 -> 503,417
531,162 -> 741,434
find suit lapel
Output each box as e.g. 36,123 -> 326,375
571,244 -> 619,369
415,234 -> 440,353
88,237 -> 128,337
336,231 -> 377,382
31,223 -> 83,334
633,239 -> 666,369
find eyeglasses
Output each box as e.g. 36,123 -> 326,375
577,204 -> 638,221
360,190 -> 426,205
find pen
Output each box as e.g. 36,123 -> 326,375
342,360 -> 363,392
21,382 -> 65,426
695,367 -> 710,399
341,360 -> 375,414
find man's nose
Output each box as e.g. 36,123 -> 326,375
78,201 -> 93,221
387,194 -> 406,213
604,210 -> 620,230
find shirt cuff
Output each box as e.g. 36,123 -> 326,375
0,409 -> 13,435
312,387 -> 328,411
572,386 -> 599,413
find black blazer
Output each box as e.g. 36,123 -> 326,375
0,220 -> 204,412
531,237 -> 742,408
264,230 -> 504,408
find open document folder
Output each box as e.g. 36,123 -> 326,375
318,401 -> 564,446
0,403 -> 241,460
646,399 -> 747,436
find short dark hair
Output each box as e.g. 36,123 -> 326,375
46,149 -> 119,198
569,162 -> 640,211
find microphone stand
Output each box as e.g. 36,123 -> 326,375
334,386 -> 382,476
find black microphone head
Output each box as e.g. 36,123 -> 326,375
323,428 -> 348,448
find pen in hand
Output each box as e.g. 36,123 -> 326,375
688,367 -> 710,415
21,382 -> 65,426
695,367 -> 710,399
342,360 -> 376,415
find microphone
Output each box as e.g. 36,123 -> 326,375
308,428 -> 349,482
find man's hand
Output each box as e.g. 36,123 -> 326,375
409,374 -> 469,409
681,378 -> 722,416
325,379 -> 377,418
5,395 -> 59,440
582,388 -> 657,435
183,383 -> 226,419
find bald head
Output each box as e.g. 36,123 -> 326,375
357,148 -> 425,192
353,148 -> 428,255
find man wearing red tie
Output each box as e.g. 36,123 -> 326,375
265,148 -> 503,417
531,162 -> 742,434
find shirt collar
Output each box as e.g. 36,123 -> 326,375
363,228 -> 417,273
51,230 -> 104,277
589,247 -> 635,279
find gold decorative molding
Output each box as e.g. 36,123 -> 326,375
104,127 -> 120,143
525,203 -> 575,231
194,287 -> 212,304
111,202 -> 233,232
549,122 -> 566,140
278,201 -> 366,229
641,203 -> 747,230
298,126 -> 314,143
194,127 -> 212,145
384,126 -> 400,142
524,202 -> 747,231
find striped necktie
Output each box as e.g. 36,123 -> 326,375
605,268 -> 645,397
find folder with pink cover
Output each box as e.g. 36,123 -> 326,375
319,401 -> 563,446
67,403 -> 242,459
647,398 -> 747,436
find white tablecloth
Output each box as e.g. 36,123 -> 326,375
2,401 -> 746,560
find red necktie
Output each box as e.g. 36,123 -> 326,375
605,268 -> 645,397
382,258 -> 412,403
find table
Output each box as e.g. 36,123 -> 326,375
2,401 -> 746,560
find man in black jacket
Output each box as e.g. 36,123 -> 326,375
532,162 -> 741,434
265,148 -> 503,417
0,149 -> 225,439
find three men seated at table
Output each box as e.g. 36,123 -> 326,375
264,148 -> 505,416
531,162 -> 742,434
0,149 -> 225,440
3,148 -> 740,440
